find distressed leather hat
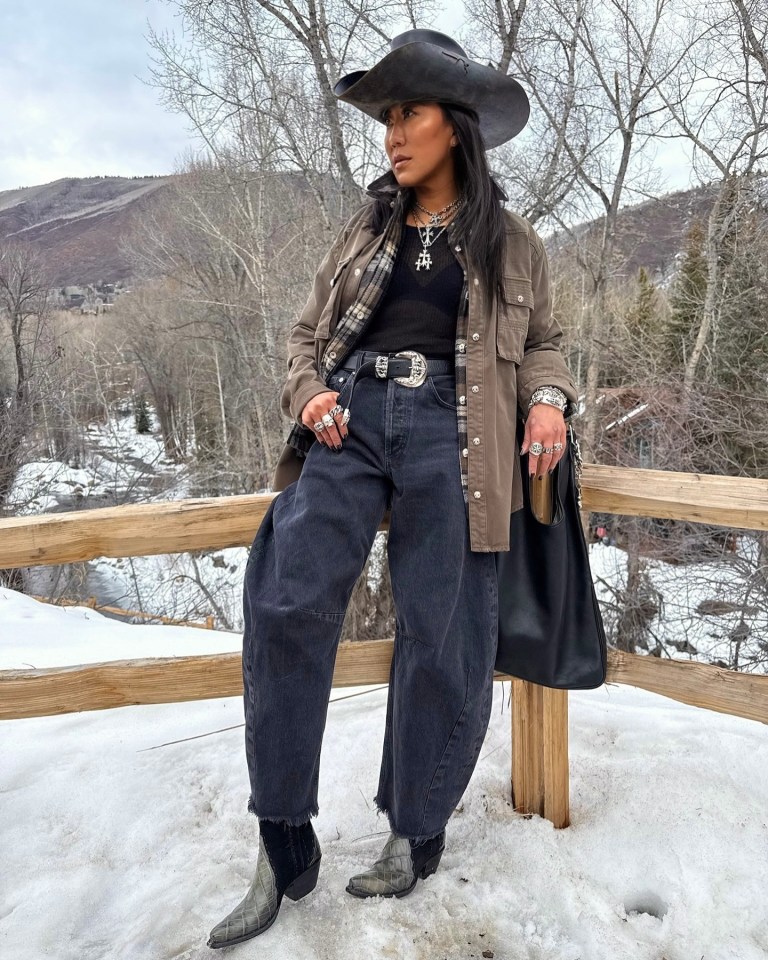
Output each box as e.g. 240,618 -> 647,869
333,28 -> 530,149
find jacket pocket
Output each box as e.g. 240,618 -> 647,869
496,275 -> 532,362
314,255 -> 352,340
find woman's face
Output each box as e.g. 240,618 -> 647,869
382,101 -> 456,187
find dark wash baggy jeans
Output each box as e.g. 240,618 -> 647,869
241,350 -> 499,845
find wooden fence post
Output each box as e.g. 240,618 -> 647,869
510,679 -> 570,828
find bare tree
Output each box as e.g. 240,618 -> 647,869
0,240 -> 53,510
483,0 -> 678,463
146,0 -> 435,220
648,0 -> 768,393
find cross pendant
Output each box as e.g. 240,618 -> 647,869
415,249 -> 432,271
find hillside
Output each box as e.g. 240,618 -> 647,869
0,175 -> 173,285
0,172 -> 759,288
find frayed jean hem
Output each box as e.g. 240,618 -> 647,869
372,795 -> 446,846
247,795 -> 319,826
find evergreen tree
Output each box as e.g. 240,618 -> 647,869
713,204 -> 768,475
134,395 -> 152,434
626,266 -> 662,351
665,219 -> 707,372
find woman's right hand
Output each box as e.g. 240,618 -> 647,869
300,391 -> 349,449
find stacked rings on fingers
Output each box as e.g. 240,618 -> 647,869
314,406 -> 350,432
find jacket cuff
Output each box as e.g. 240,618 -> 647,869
289,378 -> 332,424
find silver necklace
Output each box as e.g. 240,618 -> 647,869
411,196 -> 463,271
413,195 -> 463,226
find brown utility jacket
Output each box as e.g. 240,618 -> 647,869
273,176 -> 579,551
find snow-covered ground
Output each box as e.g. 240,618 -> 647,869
1,587 -> 767,960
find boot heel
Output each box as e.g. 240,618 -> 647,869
283,856 -> 321,901
418,848 -> 443,879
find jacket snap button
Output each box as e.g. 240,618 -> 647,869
471,332 -> 480,341
354,268 -> 361,276
472,437 -> 480,445
329,351 -> 336,358
458,343 -> 465,353
459,396 -> 466,404
517,295 -> 523,302
473,491 -> 481,499
471,385 -> 479,393
462,448 -> 468,457
473,277 -> 479,286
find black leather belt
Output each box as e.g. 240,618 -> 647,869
338,349 -> 454,387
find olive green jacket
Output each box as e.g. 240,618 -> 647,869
273,187 -> 579,552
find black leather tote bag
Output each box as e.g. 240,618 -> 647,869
493,415 -> 608,689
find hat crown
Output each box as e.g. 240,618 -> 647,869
389,29 -> 468,60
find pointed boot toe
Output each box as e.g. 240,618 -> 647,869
345,829 -> 445,899
207,819 -> 321,949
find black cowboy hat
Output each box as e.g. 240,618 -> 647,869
333,29 -> 530,150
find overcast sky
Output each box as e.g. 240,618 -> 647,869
0,1 -> 689,197
0,1 -> 193,191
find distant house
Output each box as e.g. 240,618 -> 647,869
60,286 -> 86,311
585,385 -> 735,560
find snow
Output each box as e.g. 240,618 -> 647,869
1,586 -> 767,959
589,541 -> 768,670
8,412 -> 185,516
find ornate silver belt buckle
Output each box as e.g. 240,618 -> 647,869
393,350 -> 427,387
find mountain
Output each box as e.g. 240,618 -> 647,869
1,173 -> 762,289
548,175 -> 767,286
0,175 -> 174,286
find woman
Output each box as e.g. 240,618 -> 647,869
208,29 -> 578,950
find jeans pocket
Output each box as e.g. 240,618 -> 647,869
328,372 -> 353,406
426,373 -> 458,410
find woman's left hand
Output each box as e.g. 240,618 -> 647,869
520,404 -> 567,478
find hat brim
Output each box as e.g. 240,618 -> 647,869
333,42 -> 529,149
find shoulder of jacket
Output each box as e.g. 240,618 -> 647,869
502,208 -> 545,258
343,201 -> 375,238
329,201 -> 374,255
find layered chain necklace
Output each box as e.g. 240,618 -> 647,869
411,195 -> 463,271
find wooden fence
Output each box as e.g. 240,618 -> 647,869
2,461 -> 767,828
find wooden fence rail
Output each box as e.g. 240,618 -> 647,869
2,462 -> 767,828
1,464 -> 767,570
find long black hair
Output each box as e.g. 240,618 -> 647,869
365,101 -> 509,308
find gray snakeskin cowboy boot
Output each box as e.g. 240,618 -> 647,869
207,818 -> 321,949
345,828 -> 446,898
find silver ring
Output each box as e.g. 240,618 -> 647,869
321,413 -> 335,427
529,441 -> 544,455
314,420 -> 325,432
553,442 -> 564,450
341,408 -> 351,425
542,445 -> 554,454
329,404 -> 343,417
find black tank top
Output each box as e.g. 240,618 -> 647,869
354,223 -> 463,361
